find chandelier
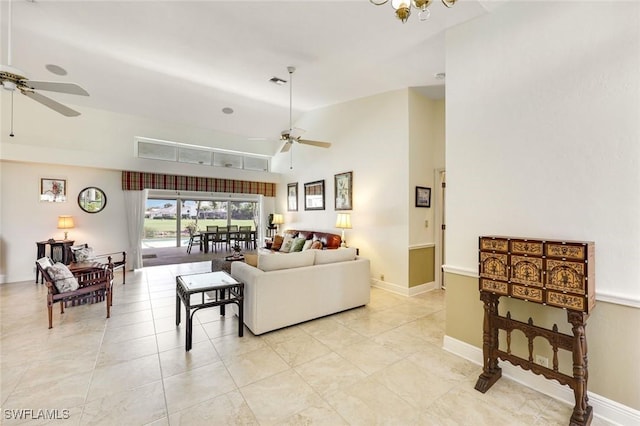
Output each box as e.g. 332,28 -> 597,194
370,0 -> 457,24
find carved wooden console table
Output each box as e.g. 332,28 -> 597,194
475,236 -> 595,426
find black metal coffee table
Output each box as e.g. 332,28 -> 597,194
176,271 -> 244,351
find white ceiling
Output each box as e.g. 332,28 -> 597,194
1,0 -> 490,151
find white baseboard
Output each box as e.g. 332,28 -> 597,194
442,336 -> 640,426
371,279 -> 437,296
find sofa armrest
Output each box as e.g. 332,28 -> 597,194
230,261 -> 264,283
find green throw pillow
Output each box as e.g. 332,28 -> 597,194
291,237 -> 307,252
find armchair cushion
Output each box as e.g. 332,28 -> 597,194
46,263 -> 79,293
71,246 -> 94,262
36,257 -> 53,270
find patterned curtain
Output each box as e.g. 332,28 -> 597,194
121,171 -> 275,197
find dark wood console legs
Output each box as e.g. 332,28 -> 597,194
475,292 -> 502,393
475,295 -> 593,425
474,367 -> 502,393
568,311 -> 592,426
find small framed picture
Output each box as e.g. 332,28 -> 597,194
304,180 -> 325,211
40,178 -> 67,202
415,186 -> 431,208
287,182 -> 298,211
334,171 -> 353,211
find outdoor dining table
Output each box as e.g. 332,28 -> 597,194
199,229 -> 256,253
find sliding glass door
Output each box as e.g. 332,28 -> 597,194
143,199 -> 178,248
143,197 -> 259,248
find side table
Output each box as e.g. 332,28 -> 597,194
176,271 -> 244,351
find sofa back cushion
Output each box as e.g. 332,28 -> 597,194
314,247 -> 357,265
258,250 -> 315,272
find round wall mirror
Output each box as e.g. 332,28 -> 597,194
78,187 -> 107,213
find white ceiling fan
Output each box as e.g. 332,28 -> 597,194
280,66 -> 331,158
1,0 -> 89,136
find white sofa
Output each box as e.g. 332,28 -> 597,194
230,248 -> 371,335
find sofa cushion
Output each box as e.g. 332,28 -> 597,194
291,237 -> 307,252
279,234 -> 296,253
314,247 -> 357,265
258,250 -> 315,272
302,239 -> 313,251
47,263 -> 79,293
271,234 -> 284,251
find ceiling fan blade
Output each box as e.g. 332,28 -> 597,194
280,142 -> 292,153
21,90 -> 81,117
23,80 -> 89,96
298,139 -> 332,148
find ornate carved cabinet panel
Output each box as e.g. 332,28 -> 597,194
476,236 -> 595,426
479,236 -> 594,313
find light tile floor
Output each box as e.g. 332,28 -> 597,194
1,262 -> 610,425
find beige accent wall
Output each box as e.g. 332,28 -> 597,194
445,272 -> 640,410
408,246 -> 434,288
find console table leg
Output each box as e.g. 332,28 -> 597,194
568,311 -> 592,426
475,292 -> 502,393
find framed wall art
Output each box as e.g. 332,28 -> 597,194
287,182 -> 298,211
415,186 -> 431,208
40,178 -> 67,202
334,171 -> 353,211
304,180 -> 325,211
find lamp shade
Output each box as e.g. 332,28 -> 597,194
272,214 -> 284,225
57,215 -> 75,230
57,215 -> 74,240
335,213 -> 352,229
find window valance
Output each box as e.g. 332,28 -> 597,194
121,171 -> 275,197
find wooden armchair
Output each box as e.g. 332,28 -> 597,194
36,258 -> 113,329
68,244 -> 127,284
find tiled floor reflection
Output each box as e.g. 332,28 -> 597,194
1,261 -> 609,425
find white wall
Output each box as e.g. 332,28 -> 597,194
272,89 -> 412,289
0,162 -> 127,283
446,0 -> 640,304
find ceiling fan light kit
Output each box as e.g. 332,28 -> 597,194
370,0 -> 456,23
